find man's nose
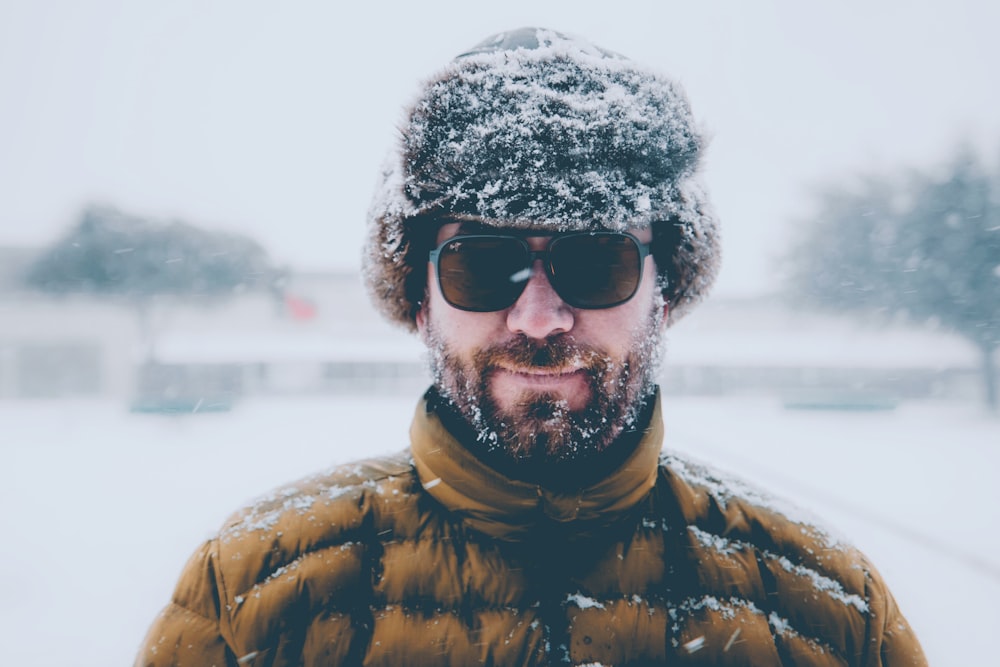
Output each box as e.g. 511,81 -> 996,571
505,261 -> 574,339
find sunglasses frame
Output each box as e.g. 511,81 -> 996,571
428,230 -> 652,312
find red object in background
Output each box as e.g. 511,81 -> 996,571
284,293 -> 317,320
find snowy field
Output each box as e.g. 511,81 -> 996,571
2,393 -> 997,665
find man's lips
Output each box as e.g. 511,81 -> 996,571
489,365 -> 592,410
493,365 -> 587,386
495,363 -> 583,375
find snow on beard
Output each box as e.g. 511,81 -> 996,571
424,300 -> 665,464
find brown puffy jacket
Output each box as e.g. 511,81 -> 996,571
136,395 -> 926,666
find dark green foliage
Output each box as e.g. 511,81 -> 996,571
25,204 -> 281,299
784,149 -> 1000,409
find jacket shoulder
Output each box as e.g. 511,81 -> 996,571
214,452 -> 417,604
137,451 -> 419,666
656,452 -> 926,665
220,450 -> 415,539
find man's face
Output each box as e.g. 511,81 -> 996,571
416,222 -> 668,466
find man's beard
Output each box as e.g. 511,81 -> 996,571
425,306 -> 664,467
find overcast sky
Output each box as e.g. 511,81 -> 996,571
2,0 -> 998,295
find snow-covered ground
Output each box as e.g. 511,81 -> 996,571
2,394 -> 997,665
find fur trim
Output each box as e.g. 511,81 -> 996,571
363,28 -> 720,331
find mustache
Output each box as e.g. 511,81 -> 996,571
474,334 -> 604,371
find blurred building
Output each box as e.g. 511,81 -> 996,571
0,245 -> 981,409
663,297 -> 979,406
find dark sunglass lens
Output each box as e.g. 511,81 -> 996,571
437,237 -> 528,311
549,234 -> 641,308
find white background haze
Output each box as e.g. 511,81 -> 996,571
2,0 -> 1000,295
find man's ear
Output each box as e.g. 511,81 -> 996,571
415,298 -> 429,343
658,300 -> 670,333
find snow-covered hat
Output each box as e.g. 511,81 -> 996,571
363,27 -> 720,331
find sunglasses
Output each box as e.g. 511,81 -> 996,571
428,231 -> 652,312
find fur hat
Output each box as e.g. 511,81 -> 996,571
363,27 -> 720,331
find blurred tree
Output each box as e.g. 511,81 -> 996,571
26,204 -> 280,296
25,204 -> 286,349
784,149 -> 1000,410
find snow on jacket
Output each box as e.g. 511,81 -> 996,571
135,394 -> 926,666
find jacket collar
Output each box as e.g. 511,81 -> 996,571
409,392 -> 664,541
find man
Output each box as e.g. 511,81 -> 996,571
136,28 -> 926,666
